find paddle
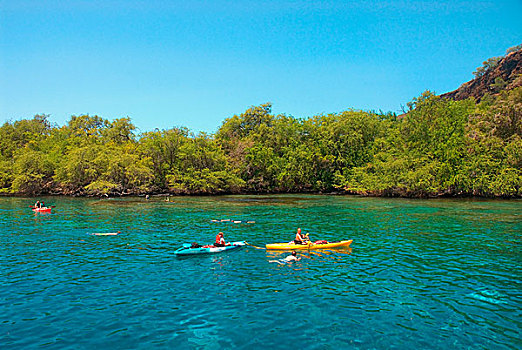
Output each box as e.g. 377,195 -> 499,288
245,242 -> 266,250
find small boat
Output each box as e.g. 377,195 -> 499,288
174,241 -> 246,256
266,240 -> 353,250
32,207 -> 52,213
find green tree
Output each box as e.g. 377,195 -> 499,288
11,149 -> 54,194
473,56 -> 502,78
506,44 -> 522,55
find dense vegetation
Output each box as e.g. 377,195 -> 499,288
1,85 -> 520,198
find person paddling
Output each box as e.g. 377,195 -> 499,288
294,228 -> 309,244
215,232 -> 227,247
34,200 -> 40,208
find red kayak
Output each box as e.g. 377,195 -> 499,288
32,207 -> 52,213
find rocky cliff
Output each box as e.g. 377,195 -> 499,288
441,48 -> 522,101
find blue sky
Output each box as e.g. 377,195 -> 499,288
1,0 -> 521,133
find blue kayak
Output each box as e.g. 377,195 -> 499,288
174,241 -> 246,256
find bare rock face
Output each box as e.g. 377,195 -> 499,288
441,49 -> 522,102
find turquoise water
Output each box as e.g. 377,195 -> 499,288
1,195 -> 520,349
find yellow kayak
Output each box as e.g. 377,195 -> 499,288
265,240 -> 353,250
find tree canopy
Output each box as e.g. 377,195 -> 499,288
1,88 -> 521,198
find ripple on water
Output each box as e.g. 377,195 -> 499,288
1,196 -> 521,349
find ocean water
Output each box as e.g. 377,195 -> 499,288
1,195 -> 520,349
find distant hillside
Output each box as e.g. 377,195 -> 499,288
441,47 -> 522,101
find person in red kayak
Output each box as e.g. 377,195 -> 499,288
294,228 -> 309,244
215,232 -> 227,247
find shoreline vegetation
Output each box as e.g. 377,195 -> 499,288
1,51 -> 521,199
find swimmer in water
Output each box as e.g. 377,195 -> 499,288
269,251 -> 301,264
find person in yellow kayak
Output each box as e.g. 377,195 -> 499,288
294,228 -> 310,244
215,232 -> 227,247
